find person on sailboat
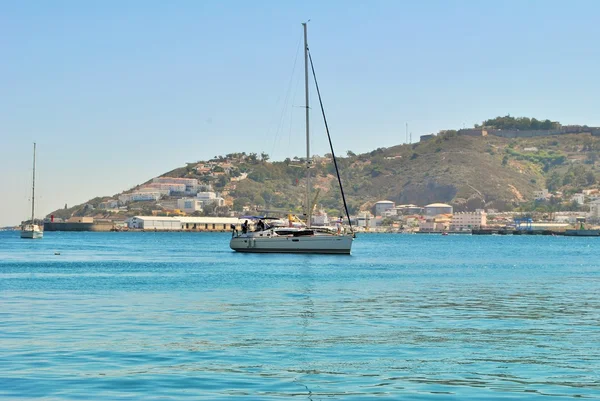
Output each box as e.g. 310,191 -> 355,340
256,219 -> 265,232
336,217 -> 343,235
241,220 -> 249,234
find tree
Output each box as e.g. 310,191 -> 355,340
547,172 -> 562,192
346,150 -> 356,157
482,115 -> 560,130
370,166 -> 383,177
260,152 -> 270,162
586,152 -> 598,165
381,217 -> 395,226
586,171 -> 596,185
233,197 -> 252,211
215,175 -> 228,188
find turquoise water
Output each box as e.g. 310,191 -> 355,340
1,231 -> 599,400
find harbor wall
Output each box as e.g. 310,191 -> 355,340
44,222 -> 114,232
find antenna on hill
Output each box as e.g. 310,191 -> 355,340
405,122 -> 408,144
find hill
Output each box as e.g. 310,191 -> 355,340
47,119 -> 600,221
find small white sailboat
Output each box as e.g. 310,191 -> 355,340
230,23 -> 354,254
21,143 -> 43,239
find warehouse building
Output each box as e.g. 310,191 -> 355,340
126,216 -> 243,231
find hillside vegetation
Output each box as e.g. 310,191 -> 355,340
48,117 -> 600,220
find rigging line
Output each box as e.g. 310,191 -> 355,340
307,49 -> 354,235
270,36 -> 302,158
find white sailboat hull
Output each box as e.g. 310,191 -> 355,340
230,234 -> 353,254
20,225 -> 43,239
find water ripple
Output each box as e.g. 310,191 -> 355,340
1,232 -> 600,399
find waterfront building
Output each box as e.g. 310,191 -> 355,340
126,216 -> 181,230
356,211 -> 376,228
450,210 -> 487,231
126,216 -> 243,231
418,215 -> 451,232
374,200 -> 395,217
179,216 -> 242,231
382,208 -> 398,218
424,203 -> 453,217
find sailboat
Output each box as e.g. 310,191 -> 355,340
230,23 -> 354,254
21,143 -> 43,239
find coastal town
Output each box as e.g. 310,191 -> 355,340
39,171 -> 600,235
12,117 -> 600,236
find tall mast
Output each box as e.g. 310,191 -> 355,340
303,22 -> 311,226
31,142 -> 36,223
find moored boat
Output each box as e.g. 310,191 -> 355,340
21,143 -> 43,240
230,23 -> 354,254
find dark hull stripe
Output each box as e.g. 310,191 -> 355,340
231,248 -> 351,254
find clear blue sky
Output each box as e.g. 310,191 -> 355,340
2,0 -> 599,226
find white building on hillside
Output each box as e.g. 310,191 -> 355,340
571,193 -> 585,205
451,210 -> 487,231
197,191 -> 225,207
177,198 -> 203,214
119,191 -> 161,204
99,199 -> 119,209
534,189 -> 549,201
153,177 -> 199,194
140,182 -> 186,195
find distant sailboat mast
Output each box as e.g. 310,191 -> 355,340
31,142 -> 36,224
303,22 -> 311,226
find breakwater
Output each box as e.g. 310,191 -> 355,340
43,222 -> 114,232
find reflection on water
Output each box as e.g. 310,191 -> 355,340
1,232 -> 599,400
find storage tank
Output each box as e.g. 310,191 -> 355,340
374,200 -> 395,216
424,203 -> 453,216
